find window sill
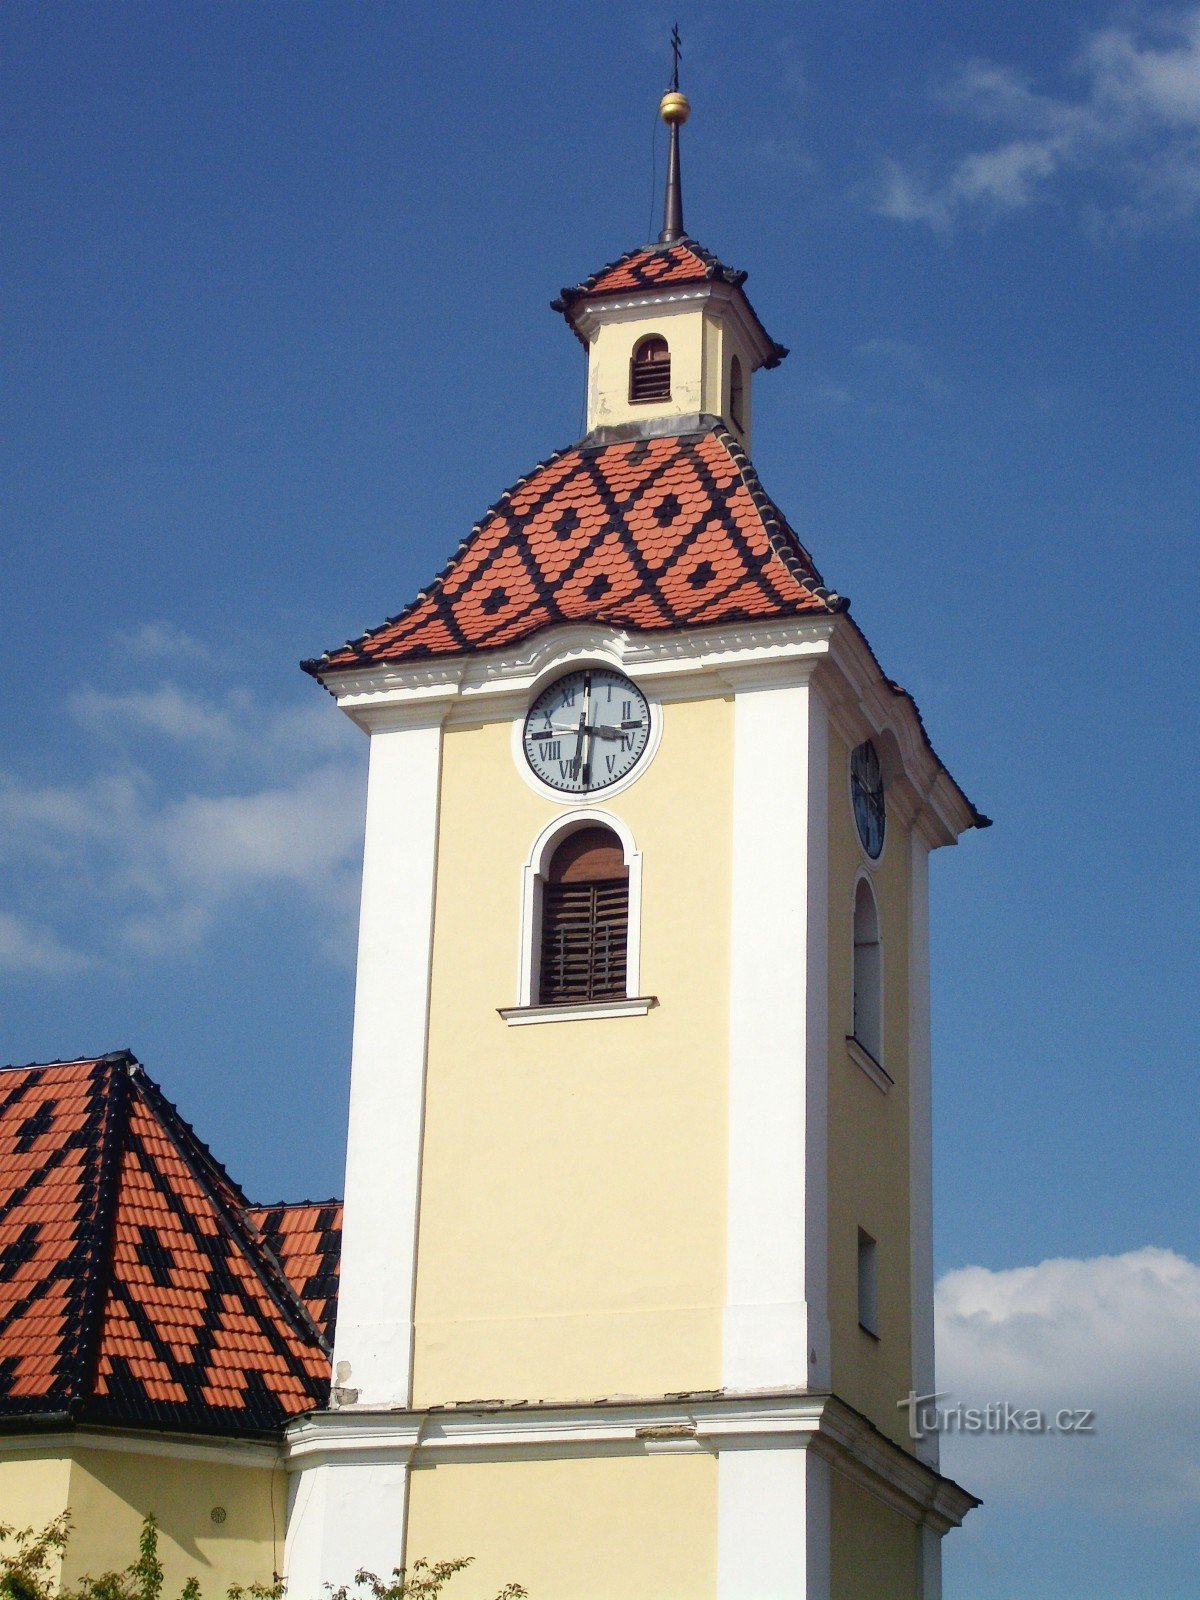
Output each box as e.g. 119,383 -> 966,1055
498,996 -> 658,1027
858,1321 -> 881,1342
845,1036 -> 893,1094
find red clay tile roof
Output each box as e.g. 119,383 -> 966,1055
551,239 -> 787,366
247,1202 -> 341,1348
0,1053 -> 330,1436
309,425 -> 841,674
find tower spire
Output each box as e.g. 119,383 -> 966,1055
657,25 -> 690,245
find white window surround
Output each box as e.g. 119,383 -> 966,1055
512,808 -> 645,1013
510,658 -> 664,805
499,996 -> 656,1026
845,1034 -> 893,1094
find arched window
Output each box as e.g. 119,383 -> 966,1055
629,335 -> 671,403
852,877 -> 883,1066
729,355 -> 745,430
538,825 -> 629,1005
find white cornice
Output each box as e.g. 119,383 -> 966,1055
283,1392 -> 977,1533
322,619 -> 835,723
818,624 -> 979,849
0,1425 -> 280,1470
319,615 -> 979,846
568,281 -> 778,371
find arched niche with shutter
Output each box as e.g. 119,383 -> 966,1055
509,809 -> 647,1017
629,335 -> 671,403
538,825 -> 630,1006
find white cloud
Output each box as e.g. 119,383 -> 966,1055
2,673 -> 365,969
0,912 -> 91,977
71,684 -> 245,751
879,8 -> 1200,230
112,620 -> 212,662
855,336 -> 950,397
935,1247 -> 1200,1521
68,681 -> 355,770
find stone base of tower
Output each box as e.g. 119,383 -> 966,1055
283,1393 -> 976,1600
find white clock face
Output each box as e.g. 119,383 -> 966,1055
522,669 -> 651,795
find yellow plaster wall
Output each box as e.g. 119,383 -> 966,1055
0,1452 -> 72,1584
60,1449 -> 286,1598
829,1468 -> 921,1600
412,694 -> 733,1405
587,306 -> 710,429
583,303 -> 756,441
406,1452 -> 717,1600
825,726 -> 915,1448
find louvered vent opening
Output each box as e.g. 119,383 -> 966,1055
538,826 -> 629,1006
629,336 -> 671,403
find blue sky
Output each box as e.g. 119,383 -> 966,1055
2,3 -> 1198,1594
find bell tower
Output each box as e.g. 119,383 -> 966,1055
553,83 -> 784,451
284,55 -> 984,1600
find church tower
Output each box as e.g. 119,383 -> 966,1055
285,66 -> 984,1600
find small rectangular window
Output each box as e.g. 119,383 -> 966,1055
857,1229 -> 879,1337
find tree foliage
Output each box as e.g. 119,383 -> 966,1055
0,1520 -> 525,1600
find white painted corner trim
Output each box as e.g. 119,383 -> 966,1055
515,807 -> 644,1008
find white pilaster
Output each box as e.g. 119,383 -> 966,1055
907,831 -> 938,1469
919,1522 -> 943,1600
716,1446 -> 830,1600
284,1458 -> 411,1598
330,712 -> 445,1408
723,672 -> 829,1391
804,692 -> 831,1390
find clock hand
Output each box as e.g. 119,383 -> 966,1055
570,703 -> 587,779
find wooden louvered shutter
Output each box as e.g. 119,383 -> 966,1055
539,827 -> 630,1005
629,336 -> 671,403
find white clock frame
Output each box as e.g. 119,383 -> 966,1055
511,660 -> 664,805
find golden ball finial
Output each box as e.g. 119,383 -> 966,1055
659,90 -> 690,126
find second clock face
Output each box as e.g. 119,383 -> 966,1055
851,739 -> 886,860
523,669 -> 651,795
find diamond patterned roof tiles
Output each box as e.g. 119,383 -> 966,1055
247,1201 -> 341,1348
0,1053 -> 330,1436
310,425 -> 840,674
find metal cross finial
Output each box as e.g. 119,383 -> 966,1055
670,23 -> 682,91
